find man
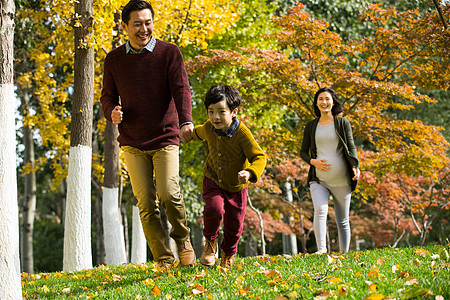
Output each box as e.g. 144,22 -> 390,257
100,0 -> 195,270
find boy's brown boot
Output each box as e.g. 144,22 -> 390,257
220,254 -> 235,268
177,239 -> 196,266
200,238 -> 218,266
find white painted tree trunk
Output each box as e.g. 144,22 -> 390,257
102,187 -> 127,265
63,145 -> 93,271
0,0 -> 22,295
282,181 -> 298,255
131,205 -> 147,264
0,84 -> 22,299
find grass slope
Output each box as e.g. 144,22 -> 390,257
22,244 -> 450,299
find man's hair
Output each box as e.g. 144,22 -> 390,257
204,85 -> 241,111
122,0 -> 154,24
313,87 -> 344,117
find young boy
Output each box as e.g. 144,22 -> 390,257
192,85 -> 266,267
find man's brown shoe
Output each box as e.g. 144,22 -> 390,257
177,239 -> 195,266
200,238 -> 218,267
156,260 -> 173,273
220,254 -> 235,268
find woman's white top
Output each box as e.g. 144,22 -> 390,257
315,122 -> 350,187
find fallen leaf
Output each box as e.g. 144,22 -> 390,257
288,291 -> 298,299
329,277 -> 343,284
368,271 -> 379,278
397,271 -> 411,278
368,283 -> 378,292
405,277 -> 419,286
364,294 -> 385,300
235,276 -> 245,285
337,285 -> 348,296
191,284 -> 209,295
264,269 -> 281,278
392,264 -> 400,273
414,248 -> 430,257
313,289 -> 330,299
151,284 -> 162,296
237,285 -> 250,295
142,278 -> 154,286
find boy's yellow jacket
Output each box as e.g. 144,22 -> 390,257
193,120 -> 266,193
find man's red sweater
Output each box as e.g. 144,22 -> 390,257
100,39 -> 192,150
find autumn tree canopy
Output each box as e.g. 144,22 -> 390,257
188,3 -> 450,246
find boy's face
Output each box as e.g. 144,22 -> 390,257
121,9 -> 154,51
207,99 -> 238,131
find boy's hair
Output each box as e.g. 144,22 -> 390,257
122,0 -> 154,25
313,87 -> 344,117
204,85 -> 241,111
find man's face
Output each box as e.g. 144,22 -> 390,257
121,9 -> 154,51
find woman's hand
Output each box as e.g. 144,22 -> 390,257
311,159 -> 331,172
352,168 -> 360,180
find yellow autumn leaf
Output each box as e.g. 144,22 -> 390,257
370,265 -> 380,272
368,283 -> 378,292
329,277 -> 343,284
237,285 -> 250,295
41,285 -> 50,293
142,278 -> 154,286
414,248 -> 431,257
376,257 -> 384,265
235,276 -> 245,285
364,294 -> 385,300
368,271 -> 379,278
151,284 -> 162,296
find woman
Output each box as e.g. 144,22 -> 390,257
300,87 -> 360,254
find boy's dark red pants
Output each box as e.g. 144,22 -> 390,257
202,176 -> 247,256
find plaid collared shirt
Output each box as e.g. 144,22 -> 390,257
125,35 -> 156,54
212,117 -> 241,138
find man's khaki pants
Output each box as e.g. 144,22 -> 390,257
122,145 -> 190,263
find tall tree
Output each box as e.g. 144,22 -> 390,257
20,92 -> 37,273
0,0 -> 22,297
101,11 -> 127,266
63,0 -> 94,271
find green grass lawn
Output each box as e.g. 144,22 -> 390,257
22,244 -> 450,299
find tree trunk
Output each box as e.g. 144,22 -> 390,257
131,205 -> 147,264
63,0 -> 94,271
102,120 -> 127,265
92,121 -> 105,265
20,93 -> 37,273
282,181 -> 298,255
247,195 -> 265,255
0,0 -> 22,297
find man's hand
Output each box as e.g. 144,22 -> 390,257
111,106 -> 123,124
179,123 -> 194,143
238,170 -> 252,184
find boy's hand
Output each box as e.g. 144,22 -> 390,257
238,170 -> 251,184
179,123 -> 194,143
